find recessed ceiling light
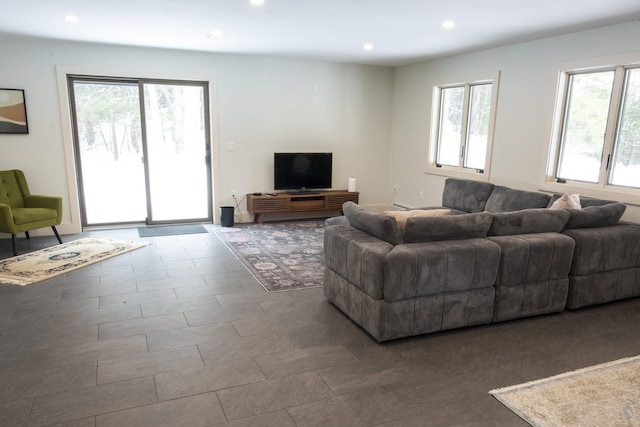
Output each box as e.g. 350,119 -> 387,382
363,43 -> 374,51
212,29 -> 223,37
442,20 -> 455,29
65,15 -> 78,24
250,0 -> 264,6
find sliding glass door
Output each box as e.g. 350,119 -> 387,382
143,83 -> 210,222
70,77 -> 212,227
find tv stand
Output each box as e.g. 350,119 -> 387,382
288,190 -> 320,195
246,190 -> 359,223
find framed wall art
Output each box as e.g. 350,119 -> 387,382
0,88 -> 29,134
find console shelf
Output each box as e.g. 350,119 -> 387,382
246,190 -> 359,223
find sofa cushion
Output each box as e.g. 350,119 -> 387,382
579,196 -> 619,208
403,212 -> 494,243
441,178 -> 495,213
489,209 -> 570,236
548,193 -> 581,209
383,209 -> 451,230
342,201 -> 403,245
385,238 -> 501,302
564,203 -> 626,229
484,185 -> 551,212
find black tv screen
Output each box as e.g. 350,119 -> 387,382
274,152 -> 332,191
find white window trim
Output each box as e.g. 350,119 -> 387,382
426,70 -> 500,183
540,52 -> 640,206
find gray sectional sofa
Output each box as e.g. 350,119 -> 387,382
323,178 -> 640,342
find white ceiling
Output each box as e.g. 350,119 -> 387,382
3,0 -> 640,66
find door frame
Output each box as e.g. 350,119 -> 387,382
139,79 -> 213,226
66,74 -> 214,228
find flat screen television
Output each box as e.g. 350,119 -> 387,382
274,152 -> 332,192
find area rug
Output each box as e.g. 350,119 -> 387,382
214,220 -> 324,292
489,355 -> 640,426
138,224 -> 208,238
0,237 -> 148,286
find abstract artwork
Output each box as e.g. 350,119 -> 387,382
0,88 -> 28,134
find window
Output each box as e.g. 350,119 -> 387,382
427,72 -> 499,181
549,64 -> 640,191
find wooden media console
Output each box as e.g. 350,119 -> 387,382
246,190 -> 359,223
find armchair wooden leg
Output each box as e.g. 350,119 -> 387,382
25,231 -> 30,239
11,234 -> 17,256
52,226 -> 62,244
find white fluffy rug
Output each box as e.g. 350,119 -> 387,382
490,355 -> 640,426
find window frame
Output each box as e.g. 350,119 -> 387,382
543,54 -> 640,203
426,71 -> 500,182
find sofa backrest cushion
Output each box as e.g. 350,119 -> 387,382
489,209 -> 570,236
548,193 -> 617,208
484,186 -> 551,212
441,178 -> 495,213
403,212 -> 494,243
564,203 -> 626,229
579,197 -> 619,208
342,201 -> 404,245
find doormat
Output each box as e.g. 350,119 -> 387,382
0,237 -> 148,286
138,224 -> 209,238
214,220 -> 324,292
489,355 -> 640,426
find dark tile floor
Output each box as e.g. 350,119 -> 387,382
1,226 -> 640,426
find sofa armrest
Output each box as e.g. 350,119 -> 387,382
324,224 -> 393,300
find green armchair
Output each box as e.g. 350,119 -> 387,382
0,169 -> 63,256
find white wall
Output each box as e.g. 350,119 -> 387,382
389,21 -> 640,222
4,20 -> 640,237
0,35 -> 393,233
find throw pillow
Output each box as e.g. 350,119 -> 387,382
383,208 -> 451,230
549,193 -> 581,210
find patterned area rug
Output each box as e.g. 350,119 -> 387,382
215,220 -> 325,292
0,237 -> 148,286
489,355 -> 640,426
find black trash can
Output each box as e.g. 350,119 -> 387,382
220,206 -> 234,227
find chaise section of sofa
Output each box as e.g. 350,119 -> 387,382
324,202 -> 500,341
